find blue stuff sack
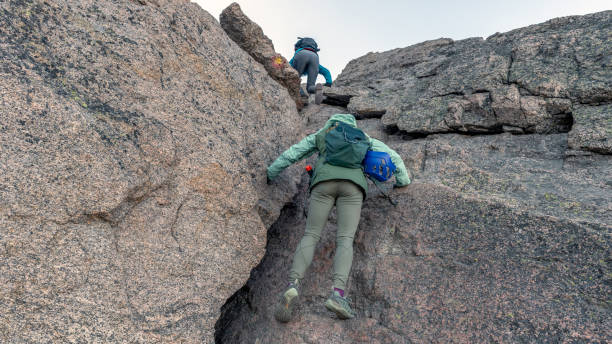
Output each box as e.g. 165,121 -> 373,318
362,150 -> 396,182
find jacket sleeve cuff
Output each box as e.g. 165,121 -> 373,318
267,168 -> 277,180
395,177 -> 411,186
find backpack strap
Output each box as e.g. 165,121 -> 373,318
366,174 -> 397,206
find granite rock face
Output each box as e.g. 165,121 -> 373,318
220,2 -> 303,109
217,110 -> 611,344
328,11 -> 611,154
0,0 -> 303,343
216,12 -> 611,344
568,103 -> 612,154
2,1 -> 610,343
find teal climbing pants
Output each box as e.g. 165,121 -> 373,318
289,179 -> 363,290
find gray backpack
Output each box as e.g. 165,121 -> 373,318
294,37 -> 319,52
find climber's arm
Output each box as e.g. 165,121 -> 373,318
267,134 -> 317,180
318,64 -> 332,85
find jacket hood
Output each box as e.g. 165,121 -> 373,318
326,113 -> 357,128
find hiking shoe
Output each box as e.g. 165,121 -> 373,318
315,83 -> 323,105
324,290 -> 355,319
273,282 -> 299,322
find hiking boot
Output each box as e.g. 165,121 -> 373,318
315,83 -> 323,105
324,290 -> 355,319
273,281 -> 299,322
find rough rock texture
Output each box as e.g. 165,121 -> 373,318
327,11 -> 611,154
2,2 -> 610,342
220,2 -> 303,109
568,104 -> 612,154
216,12 -> 611,344
0,0 -> 304,343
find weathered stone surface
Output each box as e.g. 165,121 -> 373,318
0,0 -> 303,343
216,12 -> 611,344
568,104 -> 612,154
132,0 -> 188,6
220,2 -> 303,109
329,11 -> 611,139
2,2 -> 610,343
216,116 -> 611,344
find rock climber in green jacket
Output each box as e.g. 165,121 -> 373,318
267,113 -> 410,321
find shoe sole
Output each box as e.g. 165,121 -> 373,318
315,84 -> 323,105
324,298 -> 354,319
274,288 -> 298,322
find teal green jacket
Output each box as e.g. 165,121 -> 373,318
267,114 -> 411,197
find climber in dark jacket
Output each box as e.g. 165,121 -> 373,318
289,37 -> 332,104
267,114 -> 410,322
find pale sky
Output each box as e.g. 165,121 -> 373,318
194,0 -> 610,82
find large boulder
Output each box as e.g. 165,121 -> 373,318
0,0 -> 303,343
327,11 -> 611,153
216,12 -> 611,343
220,2 -> 303,109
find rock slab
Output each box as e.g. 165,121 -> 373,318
220,2 -> 303,109
0,0 -> 303,342
329,11 -> 611,155
217,109 -> 611,344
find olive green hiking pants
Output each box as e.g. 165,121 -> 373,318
289,180 -> 363,290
